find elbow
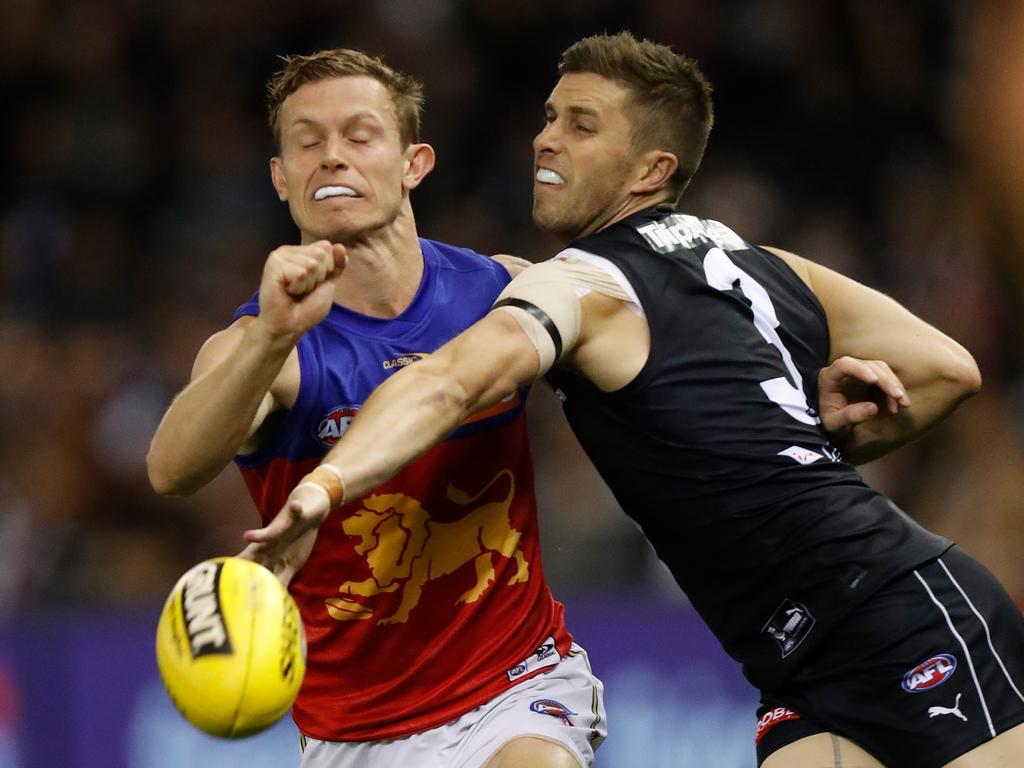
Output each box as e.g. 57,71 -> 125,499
410,364 -> 475,421
147,460 -> 180,496
951,349 -> 982,400
938,346 -> 982,403
147,466 -> 176,496
963,360 -> 982,398
146,446 -> 194,496
427,372 -> 473,416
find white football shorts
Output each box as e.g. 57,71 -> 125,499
299,643 -> 606,768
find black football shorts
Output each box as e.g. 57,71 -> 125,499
755,546 -> 1024,767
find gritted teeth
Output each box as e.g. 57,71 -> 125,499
536,168 -> 565,185
314,185 -> 358,201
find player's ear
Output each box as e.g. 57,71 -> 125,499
270,157 -> 289,201
631,150 -> 678,196
402,143 -> 436,191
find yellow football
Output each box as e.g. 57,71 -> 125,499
155,557 -> 306,738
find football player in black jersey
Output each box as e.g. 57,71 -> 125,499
245,33 -> 1024,768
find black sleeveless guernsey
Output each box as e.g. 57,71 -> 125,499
546,206 -> 951,689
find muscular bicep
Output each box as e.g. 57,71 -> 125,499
438,310 -> 543,410
568,292 -> 650,391
492,256 -> 649,391
765,246 -> 978,390
818,265 -> 960,363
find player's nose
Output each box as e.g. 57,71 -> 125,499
320,135 -> 349,170
533,121 -> 562,154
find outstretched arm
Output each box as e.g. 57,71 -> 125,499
766,247 -> 981,464
239,309 -> 545,580
328,309 -> 543,498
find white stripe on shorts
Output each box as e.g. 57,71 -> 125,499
937,557 -> 1024,706
914,569 -> 996,737
567,645 -> 604,736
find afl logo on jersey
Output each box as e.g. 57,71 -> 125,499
315,405 -> 359,447
902,654 -> 957,693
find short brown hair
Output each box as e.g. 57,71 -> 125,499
559,32 -> 714,199
266,48 -> 424,151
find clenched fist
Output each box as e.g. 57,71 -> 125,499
258,241 -> 346,338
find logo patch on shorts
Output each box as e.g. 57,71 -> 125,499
507,637 -> 560,681
902,653 -> 957,693
755,707 -> 801,745
928,692 -> 968,722
762,599 -> 815,658
530,699 -> 575,726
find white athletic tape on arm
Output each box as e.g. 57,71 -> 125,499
492,260 -> 583,376
553,248 -> 644,317
292,482 -> 331,504
317,464 -> 345,484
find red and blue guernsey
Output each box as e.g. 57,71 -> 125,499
232,239 -> 570,742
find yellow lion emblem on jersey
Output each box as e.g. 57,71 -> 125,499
325,470 -> 529,624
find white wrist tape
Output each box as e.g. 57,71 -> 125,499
292,482 -> 331,504
296,464 -> 347,508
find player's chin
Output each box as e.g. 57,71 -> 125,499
531,201 -> 575,240
531,197 -> 558,227
307,218 -> 363,244
319,208 -> 395,243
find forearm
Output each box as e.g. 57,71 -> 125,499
148,321 -> 298,494
319,312 -> 540,504
320,362 -> 477,502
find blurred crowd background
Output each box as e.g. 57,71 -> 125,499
2,0 -> 1023,617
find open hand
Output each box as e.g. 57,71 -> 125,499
237,482 -> 332,586
819,356 -> 911,440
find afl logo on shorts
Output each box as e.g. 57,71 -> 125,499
315,406 -> 359,447
902,653 -> 957,693
530,699 -> 576,726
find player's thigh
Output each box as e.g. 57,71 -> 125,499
762,733 -> 885,768
484,736 -> 581,768
942,721 -> 1024,768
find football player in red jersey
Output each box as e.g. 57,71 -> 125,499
148,48 -> 604,768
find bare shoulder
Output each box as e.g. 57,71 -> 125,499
490,253 -> 533,278
191,316 -> 256,381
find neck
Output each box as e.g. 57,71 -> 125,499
570,191 -> 673,243
309,199 -> 425,318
